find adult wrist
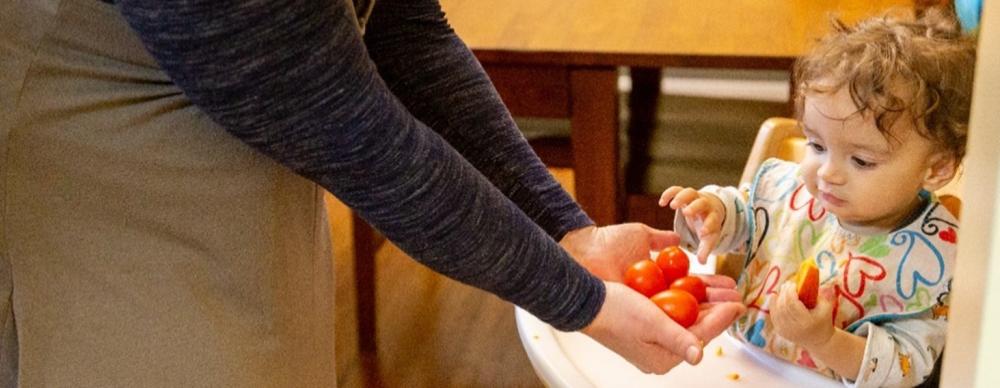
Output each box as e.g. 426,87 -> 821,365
559,225 -> 598,261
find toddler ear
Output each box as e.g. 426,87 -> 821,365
923,152 -> 958,192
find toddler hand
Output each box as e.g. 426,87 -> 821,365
769,282 -> 835,349
658,186 -> 725,264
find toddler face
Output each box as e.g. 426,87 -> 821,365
799,87 -> 945,232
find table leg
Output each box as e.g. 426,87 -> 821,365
625,67 -> 662,194
569,68 -> 623,225
352,214 -> 379,356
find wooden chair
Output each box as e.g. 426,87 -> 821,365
715,117 -> 963,279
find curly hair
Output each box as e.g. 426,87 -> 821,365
793,9 -> 977,161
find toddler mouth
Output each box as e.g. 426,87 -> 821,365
820,192 -> 846,207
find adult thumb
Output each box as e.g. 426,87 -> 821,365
645,225 -> 681,251
653,321 -> 704,365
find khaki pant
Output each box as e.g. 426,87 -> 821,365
0,1 -> 337,386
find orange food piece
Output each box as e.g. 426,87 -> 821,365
795,260 -> 820,309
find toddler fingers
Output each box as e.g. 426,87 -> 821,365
695,233 -> 719,265
658,186 -> 684,207
701,211 -> 723,233
682,198 -> 712,218
669,188 -> 700,210
812,292 -> 835,317
778,283 -> 807,315
778,281 -> 796,300
769,284 -> 794,320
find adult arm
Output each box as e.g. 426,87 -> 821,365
113,0 -> 599,331
361,0 -> 592,240
111,2 -> 749,373
363,1 -> 701,284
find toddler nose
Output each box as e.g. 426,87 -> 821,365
818,161 -> 846,185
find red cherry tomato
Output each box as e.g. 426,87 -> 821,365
651,289 -> 699,328
670,275 -> 708,303
655,246 -> 690,285
624,259 -> 668,297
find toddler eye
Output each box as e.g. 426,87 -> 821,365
806,141 -> 826,153
852,157 -> 875,168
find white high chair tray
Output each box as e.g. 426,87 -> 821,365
514,254 -> 843,388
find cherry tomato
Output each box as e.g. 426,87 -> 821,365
670,275 -> 708,303
651,289 -> 699,328
624,259 -> 668,297
655,246 -> 690,285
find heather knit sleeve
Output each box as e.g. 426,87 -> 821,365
361,0 -> 594,241
113,0 -> 604,331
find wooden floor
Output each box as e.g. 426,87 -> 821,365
327,170 -> 579,388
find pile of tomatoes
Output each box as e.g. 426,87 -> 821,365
623,246 -> 706,328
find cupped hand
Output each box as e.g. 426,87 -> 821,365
700,273 -> 742,303
769,282 -> 835,348
581,282 -> 746,374
657,186 -> 726,264
560,224 -> 679,282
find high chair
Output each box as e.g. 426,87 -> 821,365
715,117 -> 964,279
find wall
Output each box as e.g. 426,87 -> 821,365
941,1 -> 999,386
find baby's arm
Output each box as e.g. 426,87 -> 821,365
771,283 -> 946,387
659,185 -> 751,263
771,282 -> 865,379
843,317 -> 946,387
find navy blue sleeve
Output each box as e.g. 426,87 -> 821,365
113,0 -> 604,331
362,0 -> 594,241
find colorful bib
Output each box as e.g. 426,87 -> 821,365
732,159 -> 957,376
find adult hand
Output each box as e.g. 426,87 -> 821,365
658,186 -> 726,264
700,273 -> 742,303
581,282 -> 746,374
769,282 -> 835,348
560,224 -> 679,282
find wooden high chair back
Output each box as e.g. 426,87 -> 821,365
714,117 -> 964,279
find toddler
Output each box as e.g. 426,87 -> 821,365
659,11 -> 976,387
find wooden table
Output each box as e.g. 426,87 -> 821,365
439,0 -> 912,226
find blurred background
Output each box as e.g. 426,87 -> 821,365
328,0 -> 997,387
